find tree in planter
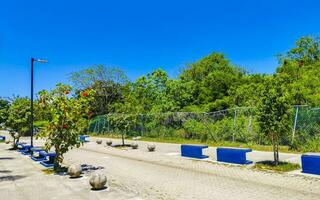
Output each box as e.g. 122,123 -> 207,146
37,84 -> 94,171
107,114 -> 136,146
257,76 -> 292,165
5,97 -> 31,149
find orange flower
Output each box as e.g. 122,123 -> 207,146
81,91 -> 89,97
62,124 -> 69,129
64,91 -> 70,95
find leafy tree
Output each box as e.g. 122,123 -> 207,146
180,52 -> 245,111
0,97 -> 10,127
278,36 -> 320,67
257,77 -> 292,165
37,84 -> 95,171
107,114 -> 137,146
70,65 -> 128,115
115,69 -> 175,113
5,97 -> 31,148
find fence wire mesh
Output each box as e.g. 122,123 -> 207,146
88,106 -> 320,147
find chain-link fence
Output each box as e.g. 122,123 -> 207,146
291,106 -> 320,151
88,107 -> 267,144
88,106 -> 320,148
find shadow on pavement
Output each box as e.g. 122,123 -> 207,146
0,170 -> 12,173
0,175 -> 26,182
81,164 -> 104,173
0,157 -> 14,160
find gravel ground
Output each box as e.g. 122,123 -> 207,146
1,132 -> 320,200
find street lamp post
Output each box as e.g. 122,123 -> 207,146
30,58 -> 48,147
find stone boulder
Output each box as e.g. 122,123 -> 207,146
68,164 -> 82,178
89,172 -> 107,190
106,140 -> 112,146
96,139 -> 102,144
131,142 -> 138,149
147,144 -> 156,152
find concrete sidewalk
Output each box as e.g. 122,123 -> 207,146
1,131 -> 320,199
0,143 -> 142,200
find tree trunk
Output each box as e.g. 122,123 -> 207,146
54,146 -> 60,172
272,133 -> 279,165
121,133 -> 125,146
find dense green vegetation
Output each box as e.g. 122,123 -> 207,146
81,36 -> 320,154
1,36 -> 320,157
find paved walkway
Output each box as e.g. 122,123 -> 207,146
1,132 -> 320,199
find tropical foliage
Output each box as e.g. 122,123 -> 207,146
37,84 -> 95,170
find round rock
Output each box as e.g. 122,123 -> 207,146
68,164 -> 82,178
96,139 -> 102,144
147,144 -> 156,152
106,140 -> 112,146
89,172 -> 107,190
131,142 -> 138,149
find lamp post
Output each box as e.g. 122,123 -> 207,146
30,58 -> 48,147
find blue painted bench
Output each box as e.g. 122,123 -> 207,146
39,152 -> 56,168
217,147 -> 252,164
0,136 -> 5,141
30,147 -> 46,161
80,135 -> 90,142
18,143 -> 32,155
181,144 -> 209,159
301,153 -> 320,175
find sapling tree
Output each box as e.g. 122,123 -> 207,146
257,76 -> 292,165
37,84 -> 94,171
107,114 -> 136,146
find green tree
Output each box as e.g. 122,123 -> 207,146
70,65 -> 128,115
180,52 -> 245,111
37,84 -> 95,171
107,114 -> 137,146
257,77 -> 292,165
0,98 -> 10,127
5,97 -> 31,148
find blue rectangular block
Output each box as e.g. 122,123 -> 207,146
18,144 -> 32,155
181,144 -> 209,159
30,148 -> 46,161
217,147 -> 252,165
302,154 -> 320,175
39,151 -> 56,168
0,136 -> 5,141
80,135 -> 90,142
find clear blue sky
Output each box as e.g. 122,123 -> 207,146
1,0 -> 320,97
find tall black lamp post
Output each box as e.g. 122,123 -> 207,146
30,58 -> 48,147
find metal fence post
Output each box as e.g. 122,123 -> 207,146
292,106 -> 299,143
233,109 -> 237,142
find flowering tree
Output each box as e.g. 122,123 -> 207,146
38,84 -> 94,171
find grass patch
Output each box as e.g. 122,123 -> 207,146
88,133 -> 299,153
253,161 -> 300,172
42,168 -> 54,175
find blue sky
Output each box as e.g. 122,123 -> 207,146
1,0 -> 320,97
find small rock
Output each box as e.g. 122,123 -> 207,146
89,172 -> 107,190
5,140 -> 10,144
96,139 -> 102,144
106,140 -> 112,146
147,144 -> 156,152
68,164 -> 82,178
131,142 -> 138,149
